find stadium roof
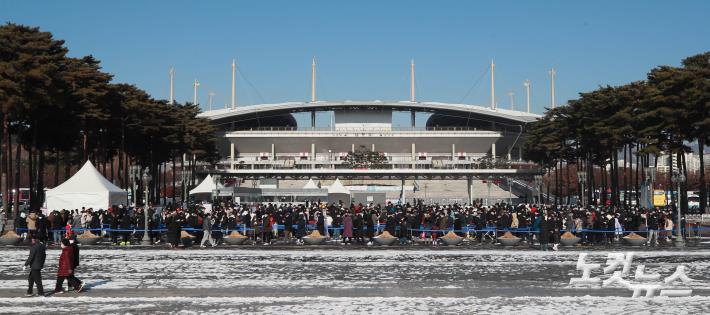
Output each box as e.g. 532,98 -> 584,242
198,100 -> 541,124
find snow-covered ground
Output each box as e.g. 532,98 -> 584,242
0,249 -> 709,314
0,296 -> 709,314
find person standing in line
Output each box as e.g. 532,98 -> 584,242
539,213 -> 551,251
342,212 -> 353,244
26,211 -> 38,244
0,210 -> 6,235
24,238 -> 46,297
53,239 -> 74,294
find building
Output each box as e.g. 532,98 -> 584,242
198,100 -> 541,204
194,60 -> 543,204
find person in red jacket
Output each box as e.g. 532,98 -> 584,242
53,238 -> 74,294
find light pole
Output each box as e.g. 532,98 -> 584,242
181,168 -> 191,206
141,168 -> 152,245
130,165 -> 141,207
328,149 -> 332,169
486,176 -> 492,206
507,177 -> 513,205
534,175 -> 543,205
424,183 -> 428,201
643,167 -> 656,209
193,79 -> 200,105
671,172 -> 685,247
212,174 -> 221,203
577,171 -> 587,208
523,79 -> 531,113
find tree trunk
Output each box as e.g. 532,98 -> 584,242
172,154 -> 176,204
668,152 -> 674,207
588,157 -> 595,206
13,136 -> 20,217
609,156 -> 615,206
6,131 -> 11,213
124,153 -> 129,197
7,137 -> 15,206
554,162 -> 559,205
36,149 -> 45,208
545,173 -> 550,204
110,155 -> 114,183
54,150 -> 59,187
63,151 -> 70,181
623,145 -> 628,207
634,143 -> 641,206
118,150 -> 123,188
601,162 -> 607,206
679,151 -> 688,215
1,114 -> 8,215
180,154 -> 185,202
27,144 -> 33,209
699,138 -> 707,213
162,162 -> 167,205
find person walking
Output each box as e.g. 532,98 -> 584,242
67,238 -> 84,292
24,239 -> 46,297
200,213 -> 216,247
53,239 -> 74,294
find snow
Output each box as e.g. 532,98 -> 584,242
1,249 -> 709,313
0,296 -> 709,314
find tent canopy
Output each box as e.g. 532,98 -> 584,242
189,174 -> 226,195
303,179 -> 319,189
45,161 -> 127,211
327,178 -> 350,194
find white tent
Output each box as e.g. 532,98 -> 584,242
45,161 -> 128,211
327,178 -> 351,204
327,178 -> 350,194
189,174 -> 227,195
303,179 -> 319,189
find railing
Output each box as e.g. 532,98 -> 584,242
222,158 -> 537,170
230,126 -> 498,132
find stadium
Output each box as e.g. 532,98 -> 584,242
190,60 -> 542,204
198,98 -> 542,205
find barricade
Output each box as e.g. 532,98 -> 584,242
11,225 -> 710,242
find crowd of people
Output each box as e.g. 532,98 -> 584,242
3,199 -> 701,250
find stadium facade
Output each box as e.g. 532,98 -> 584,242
195,60 -> 543,204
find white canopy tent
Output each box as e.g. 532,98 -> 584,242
303,179 -> 319,189
189,174 -> 228,196
327,178 -> 351,204
45,161 -> 128,211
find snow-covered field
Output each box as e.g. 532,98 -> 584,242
0,296 -> 709,314
0,249 -> 709,314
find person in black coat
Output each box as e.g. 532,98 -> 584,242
385,214 -> 396,236
539,214 -> 552,251
107,213 -> 119,244
284,211 -> 293,241
119,214 -> 131,244
296,212 -> 307,240
316,211 -> 325,236
24,239 -> 46,296
353,213 -> 364,244
36,213 -> 48,243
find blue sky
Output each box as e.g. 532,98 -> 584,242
2,0 -> 709,115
